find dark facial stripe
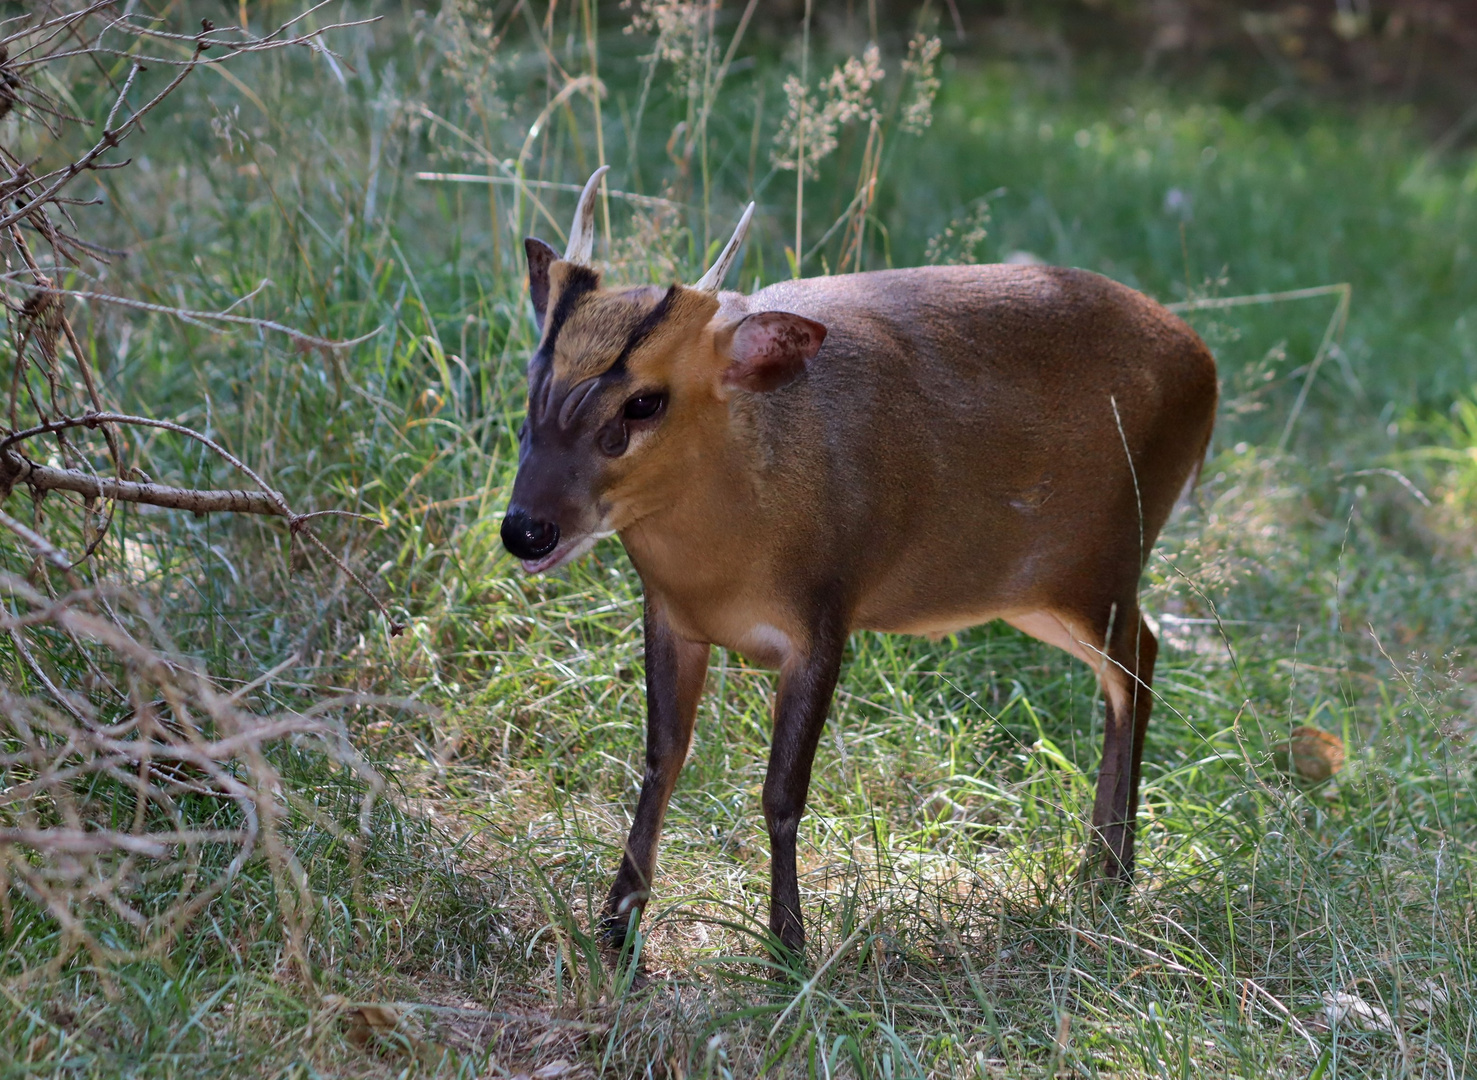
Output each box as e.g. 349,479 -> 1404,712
607,285 -> 679,378
527,264 -> 600,423
540,264 -> 600,357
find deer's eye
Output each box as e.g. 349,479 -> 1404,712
623,392 -> 666,422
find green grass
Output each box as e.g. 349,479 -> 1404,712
3,1 -> 1477,1076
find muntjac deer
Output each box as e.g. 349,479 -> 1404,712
501,168 -> 1218,955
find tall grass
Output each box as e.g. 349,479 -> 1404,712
3,1 -> 1476,1076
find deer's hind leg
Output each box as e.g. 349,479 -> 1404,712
1006,601 -> 1158,883
1087,605 -> 1157,882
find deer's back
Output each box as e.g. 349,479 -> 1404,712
726,264 -> 1218,630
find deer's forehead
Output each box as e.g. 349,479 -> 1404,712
550,287 -> 669,383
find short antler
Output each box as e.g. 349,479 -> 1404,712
565,166 -> 609,265
694,202 -> 755,292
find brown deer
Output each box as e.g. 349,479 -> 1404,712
501,168 -> 1218,955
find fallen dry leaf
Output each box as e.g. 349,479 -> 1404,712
346,1003 -> 400,1047
1276,726 -> 1345,781
329,1000 -> 421,1052
1317,991 -> 1394,1033
1406,977 -> 1451,1015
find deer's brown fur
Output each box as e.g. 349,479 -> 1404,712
504,210 -> 1217,957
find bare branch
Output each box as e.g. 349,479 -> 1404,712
0,829 -> 171,858
1,452 -> 285,517
9,19 -> 383,71
0,44 -> 204,233
102,60 -> 141,130
0,409 -> 401,634
0,412 -> 290,516
0,2 -> 117,53
0,574 -> 389,973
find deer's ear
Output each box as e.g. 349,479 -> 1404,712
525,237 -> 559,331
718,312 -> 828,393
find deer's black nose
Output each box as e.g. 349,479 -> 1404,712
501,507 -> 559,560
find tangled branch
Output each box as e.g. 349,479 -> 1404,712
0,2 -> 400,633
0,574 -> 386,985
0,2 -> 400,989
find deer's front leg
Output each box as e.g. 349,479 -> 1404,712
763,622 -> 847,957
603,596 -> 709,947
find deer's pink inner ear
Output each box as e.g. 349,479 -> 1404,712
722,312 -> 828,393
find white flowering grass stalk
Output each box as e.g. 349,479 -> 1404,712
901,33 -> 943,136
769,29 -> 943,275
772,45 -> 886,181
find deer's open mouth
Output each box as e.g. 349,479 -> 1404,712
519,530 -> 611,575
